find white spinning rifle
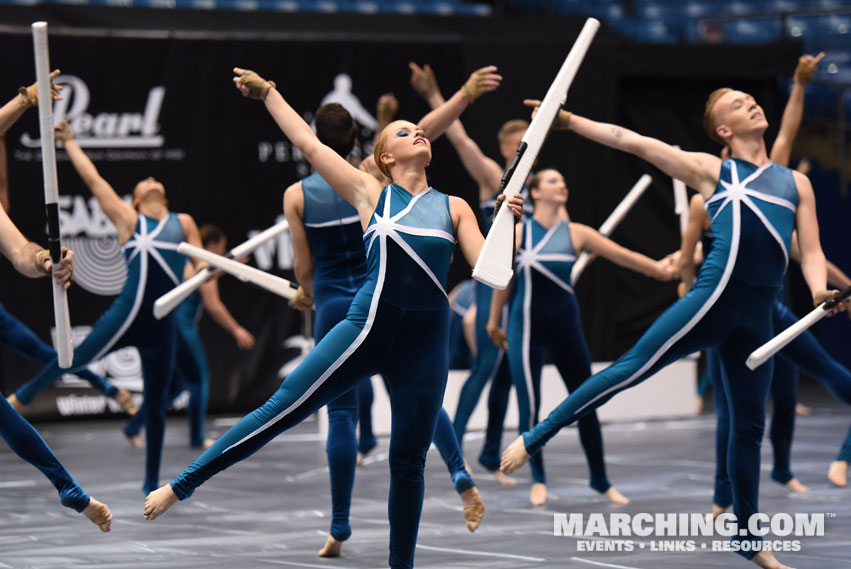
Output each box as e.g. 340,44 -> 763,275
746,285 -> 851,370
177,242 -> 298,301
33,22 -> 73,368
472,17 -> 600,290
154,220 -> 289,319
570,174 -> 653,286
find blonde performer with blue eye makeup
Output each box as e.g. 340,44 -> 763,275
144,66 -> 523,569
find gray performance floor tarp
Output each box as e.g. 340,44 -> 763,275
2,406 -> 849,569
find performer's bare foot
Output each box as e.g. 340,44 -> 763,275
318,534 -> 343,557
712,503 -> 727,520
500,436 -> 531,475
605,486 -> 630,505
492,469 -> 518,486
82,498 -> 112,532
795,403 -> 811,416
6,394 -> 23,413
144,484 -> 178,520
530,482 -> 547,507
695,395 -> 704,414
202,438 -> 215,450
356,452 -> 366,466
784,478 -> 810,493
114,389 -> 138,415
751,549 -> 795,569
461,487 -> 484,532
828,460 -> 849,487
125,434 -> 144,449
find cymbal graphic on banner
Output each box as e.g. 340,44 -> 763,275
63,236 -> 127,296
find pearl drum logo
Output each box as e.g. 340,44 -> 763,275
21,74 -> 165,148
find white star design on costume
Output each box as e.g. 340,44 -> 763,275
365,188 -> 455,298
516,221 -> 576,294
705,162 -> 795,267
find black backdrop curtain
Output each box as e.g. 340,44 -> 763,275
0,8 -> 799,419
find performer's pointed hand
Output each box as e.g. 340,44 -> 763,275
794,52 -> 825,85
409,62 -> 439,99
232,68 -> 276,101
461,65 -> 502,102
18,69 -> 63,107
523,99 -> 572,130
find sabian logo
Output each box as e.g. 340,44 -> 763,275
20,74 -> 165,149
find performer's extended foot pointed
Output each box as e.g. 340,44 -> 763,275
460,487 -> 484,532
144,484 -> 178,520
500,435 -> 531,475
828,460 -> 848,487
82,498 -> 112,532
783,478 -> 810,493
605,486 -> 630,505
530,482 -> 547,507
318,534 -> 343,557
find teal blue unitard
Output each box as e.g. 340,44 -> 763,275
15,213 -> 186,493
523,159 -> 799,558
302,173 -> 474,544
170,185 -> 462,568
124,290 -> 211,448
507,218 -> 611,492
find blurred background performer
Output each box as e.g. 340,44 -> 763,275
8,120 -> 208,495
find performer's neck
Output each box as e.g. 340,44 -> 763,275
533,204 -> 561,229
138,201 -> 169,220
728,135 -> 770,167
391,169 -> 429,195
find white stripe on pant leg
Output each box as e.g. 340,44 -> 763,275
573,199 -> 742,417
224,191 -> 398,453
521,224 -> 536,424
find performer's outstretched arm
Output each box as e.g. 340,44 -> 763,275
571,223 -> 676,281
234,68 -> 381,220
416,65 -> 501,144
770,52 -> 823,167
0,71 -> 61,135
410,62 -> 503,200
524,100 -> 721,197
793,172 -> 832,308
0,200 -> 72,285
54,122 -> 137,243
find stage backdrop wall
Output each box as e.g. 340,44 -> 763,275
0,16 -> 799,420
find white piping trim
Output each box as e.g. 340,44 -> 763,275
304,214 -> 361,228
521,222 -> 536,422
741,197 -> 790,267
224,207 -> 390,453
92,215 -> 149,360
